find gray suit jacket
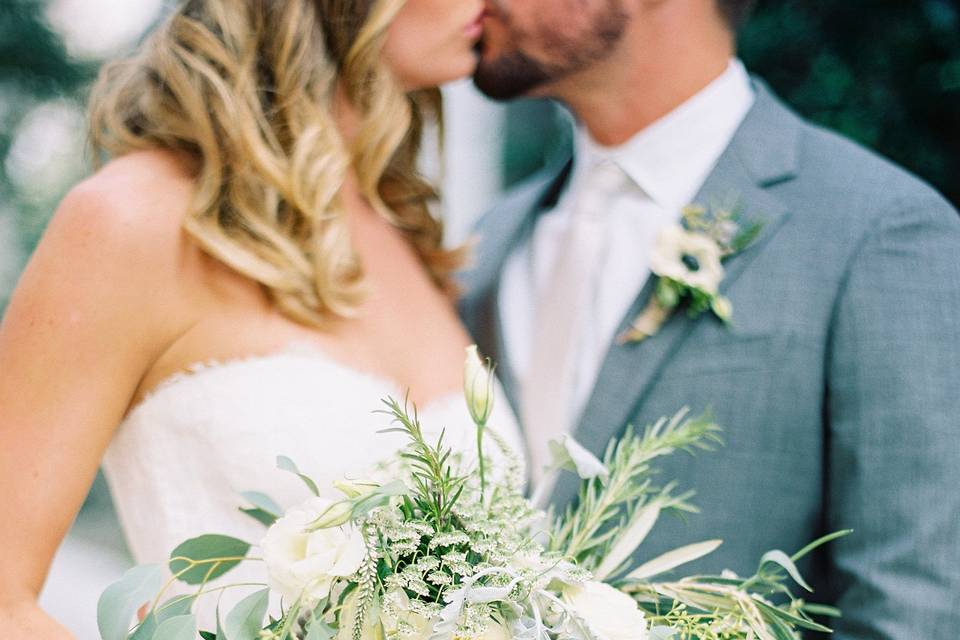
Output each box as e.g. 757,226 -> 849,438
458,82 -> 960,638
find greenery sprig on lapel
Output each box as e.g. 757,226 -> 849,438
619,204 -> 763,344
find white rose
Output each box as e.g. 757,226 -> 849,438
261,497 -> 366,603
565,581 -> 648,640
471,621 -> 513,640
650,225 -> 724,295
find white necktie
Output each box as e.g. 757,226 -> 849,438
522,159 -> 627,485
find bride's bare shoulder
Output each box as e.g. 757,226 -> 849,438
35,149 -> 206,315
61,148 -> 197,238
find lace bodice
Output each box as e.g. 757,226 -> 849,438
101,343 -> 523,624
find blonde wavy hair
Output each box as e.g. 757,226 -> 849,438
89,0 -> 464,325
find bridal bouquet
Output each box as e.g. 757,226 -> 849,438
99,347 -> 845,640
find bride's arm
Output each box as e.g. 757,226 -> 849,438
0,169 -> 194,637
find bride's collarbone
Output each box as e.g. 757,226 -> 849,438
133,282 -> 467,414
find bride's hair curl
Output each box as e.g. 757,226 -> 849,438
89,0 -> 463,325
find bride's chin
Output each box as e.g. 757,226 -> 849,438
398,56 -> 480,91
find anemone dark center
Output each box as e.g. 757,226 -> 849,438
681,254 -> 701,272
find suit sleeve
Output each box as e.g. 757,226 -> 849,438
826,194 -> 960,638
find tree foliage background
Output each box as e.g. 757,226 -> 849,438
0,1 -> 100,307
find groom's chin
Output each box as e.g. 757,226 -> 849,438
472,51 -> 552,101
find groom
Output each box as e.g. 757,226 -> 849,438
459,0 -> 960,637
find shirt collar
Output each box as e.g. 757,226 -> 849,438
573,58 -> 755,212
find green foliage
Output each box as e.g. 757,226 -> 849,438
549,410 -> 721,567
152,614 -> 199,640
168,534 -> 252,585
741,0 -> 960,207
378,396 -> 468,531
130,595 -> 195,640
97,563 -> 165,640
627,531 -> 853,639
222,588 -> 271,640
277,456 -> 322,497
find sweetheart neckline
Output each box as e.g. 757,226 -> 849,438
123,341 -> 464,422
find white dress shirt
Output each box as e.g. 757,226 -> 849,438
500,59 -> 755,438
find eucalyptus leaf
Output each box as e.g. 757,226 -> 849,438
277,455 -> 320,496
240,491 -> 283,516
169,534 -> 251,585
222,588 -> 270,640
649,626 -> 678,640
152,614 -> 198,640
217,599 -> 227,640
130,595 -> 194,640
352,480 -> 409,518
240,507 -> 278,527
304,619 -> 337,640
759,549 -> 813,592
624,539 -> 723,581
97,563 -> 165,640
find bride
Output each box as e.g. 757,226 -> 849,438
0,0 -> 522,636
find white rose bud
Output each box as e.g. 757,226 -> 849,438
333,478 -> 379,499
711,295 -> 733,323
464,345 -> 494,425
261,497 -> 366,603
309,499 -> 353,529
565,581 -> 648,640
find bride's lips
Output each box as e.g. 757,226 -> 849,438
463,7 -> 486,40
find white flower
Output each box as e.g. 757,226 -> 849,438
333,477 -> 379,499
711,295 -> 733,323
261,497 -> 366,603
464,345 -> 495,425
338,588 -> 512,640
650,225 -> 724,295
565,581 -> 648,640
472,622 -> 513,640
548,435 -> 609,482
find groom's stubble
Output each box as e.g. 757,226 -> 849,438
473,0 -> 630,100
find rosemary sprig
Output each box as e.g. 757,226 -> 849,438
377,396 -> 467,532
550,409 -> 722,567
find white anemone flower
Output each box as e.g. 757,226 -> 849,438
650,225 -> 724,295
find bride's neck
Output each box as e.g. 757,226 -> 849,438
331,80 -> 366,204
332,80 -> 361,148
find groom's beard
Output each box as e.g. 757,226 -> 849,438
473,49 -> 554,101
473,0 -> 629,101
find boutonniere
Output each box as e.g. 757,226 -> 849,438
619,203 -> 763,344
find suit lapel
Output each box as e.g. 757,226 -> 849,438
551,81 -> 803,505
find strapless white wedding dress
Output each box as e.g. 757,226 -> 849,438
101,342 -> 523,626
